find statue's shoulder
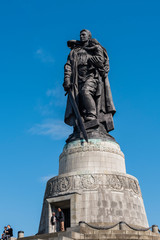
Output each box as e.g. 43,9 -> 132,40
91,39 -> 109,59
67,40 -> 82,50
90,39 -> 101,47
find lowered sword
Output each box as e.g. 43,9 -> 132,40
65,89 -> 88,142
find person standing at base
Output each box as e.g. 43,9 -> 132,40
50,212 -> 57,233
57,208 -> 65,231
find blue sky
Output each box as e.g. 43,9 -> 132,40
0,0 -> 160,236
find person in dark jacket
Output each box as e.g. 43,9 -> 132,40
6,225 -> 13,239
57,208 -> 65,231
1,226 -> 7,240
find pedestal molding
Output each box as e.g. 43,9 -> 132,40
60,141 -> 124,159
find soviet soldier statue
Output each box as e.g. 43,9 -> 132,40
63,29 -> 116,142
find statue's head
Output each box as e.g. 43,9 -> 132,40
80,29 -> 92,42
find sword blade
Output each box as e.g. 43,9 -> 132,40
68,89 -> 88,142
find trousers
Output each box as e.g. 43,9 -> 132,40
78,77 -> 98,119
51,224 -> 56,233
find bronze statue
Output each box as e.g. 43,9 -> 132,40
63,29 -> 116,142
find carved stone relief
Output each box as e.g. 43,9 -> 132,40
44,173 -> 141,199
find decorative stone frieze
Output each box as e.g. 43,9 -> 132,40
60,140 -> 124,159
44,173 -> 141,199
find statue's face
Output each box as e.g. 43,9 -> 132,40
80,31 -> 90,42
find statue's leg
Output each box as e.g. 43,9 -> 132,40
80,78 -> 98,121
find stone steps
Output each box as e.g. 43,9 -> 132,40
17,225 -> 160,240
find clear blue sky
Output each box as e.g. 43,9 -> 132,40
0,0 -> 160,237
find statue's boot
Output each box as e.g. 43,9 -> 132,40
82,93 -> 97,121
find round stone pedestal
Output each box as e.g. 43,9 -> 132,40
59,139 -> 126,175
39,138 -> 149,234
44,172 -> 148,228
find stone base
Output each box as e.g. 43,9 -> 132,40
59,139 -> 126,174
39,172 -> 148,234
20,224 -> 160,240
38,138 -> 148,234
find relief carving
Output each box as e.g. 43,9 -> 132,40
80,175 -> 96,189
58,177 -> 71,192
108,175 -> 123,190
129,179 -> 140,194
45,173 -> 141,199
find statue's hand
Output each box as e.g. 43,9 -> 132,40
63,82 -> 71,92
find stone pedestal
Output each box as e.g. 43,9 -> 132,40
59,139 -> 126,174
38,138 -> 148,234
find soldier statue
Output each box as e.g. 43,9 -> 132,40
63,29 -> 116,142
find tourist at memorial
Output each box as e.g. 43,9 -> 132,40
6,225 -> 13,239
1,226 -> 7,240
50,212 -> 57,233
57,208 -> 65,231
1,225 -> 13,240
